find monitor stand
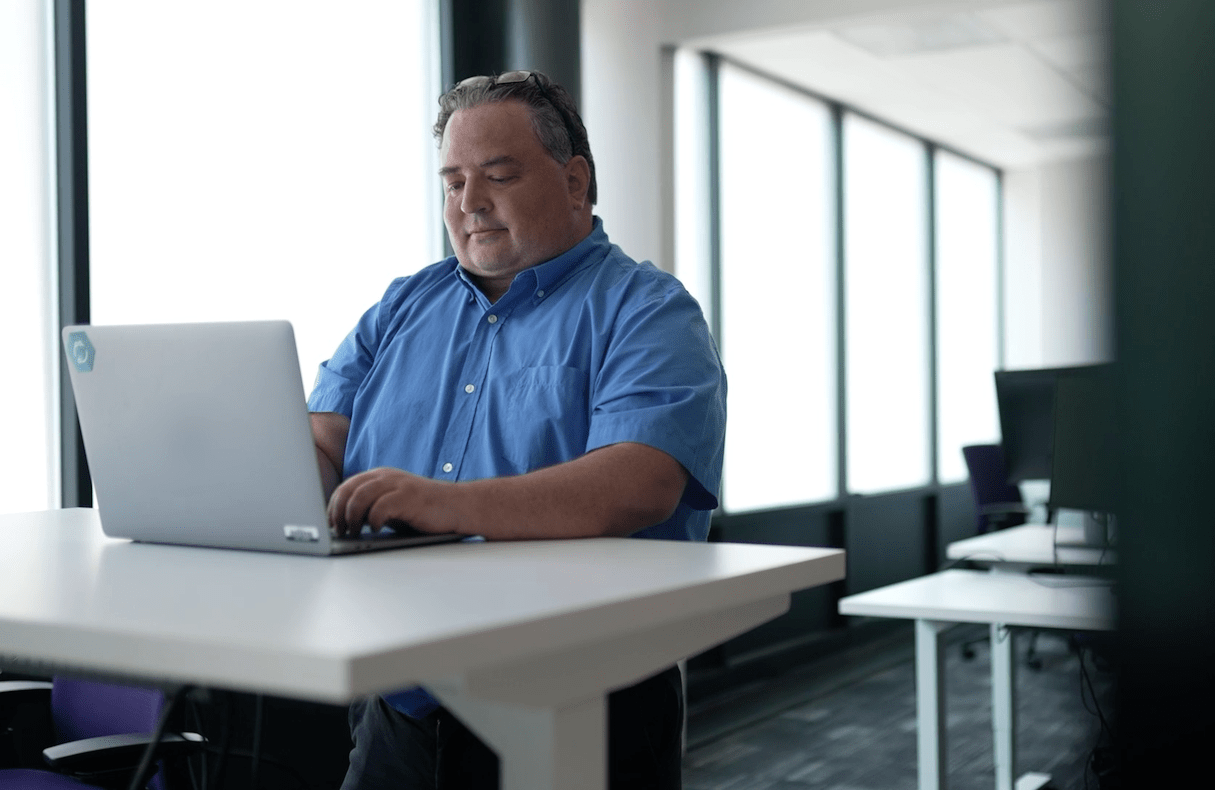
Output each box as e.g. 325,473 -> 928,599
1053,508 -> 1116,549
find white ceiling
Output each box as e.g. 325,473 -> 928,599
692,0 -> 1110,169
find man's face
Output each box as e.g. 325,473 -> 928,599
440,100 -> 589,298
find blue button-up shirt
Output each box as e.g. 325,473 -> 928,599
307,219 -> 726,715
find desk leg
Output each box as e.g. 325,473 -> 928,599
915,619 -> 950,790
429,596 -> 790,790
990,624 -> 1051,790
991,623 -> 1016,790
431,691 -> 606,790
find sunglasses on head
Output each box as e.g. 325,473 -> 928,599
454,71 -> 580,153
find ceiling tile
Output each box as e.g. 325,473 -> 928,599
977,0 -> 1108,41
893,44 -> 1105,127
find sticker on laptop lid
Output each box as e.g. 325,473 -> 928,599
66,331 -> 95,373
284,525 -> 321,542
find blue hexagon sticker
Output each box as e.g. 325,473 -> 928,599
67,331 -> 95,373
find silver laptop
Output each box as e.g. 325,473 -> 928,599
62,320 -> 464,555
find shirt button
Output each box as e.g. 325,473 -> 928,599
537,290 -> 545,298
487,314 -> 498,324
464,384 -> 475,393
442,462 -> 453,473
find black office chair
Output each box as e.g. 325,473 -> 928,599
959,444 -> 1042,669
961,444 -> 1030,534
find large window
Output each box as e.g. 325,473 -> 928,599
1,0 -> 57,515
843,113 -> 931,495
86,0 -> 442,389
935,150 -> 1001,483
677,55 -> 1002,513
716,63 -> 837,512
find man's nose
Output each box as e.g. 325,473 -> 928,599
461,179 -> 491,215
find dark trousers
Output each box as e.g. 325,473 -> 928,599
340,666 -> 683,789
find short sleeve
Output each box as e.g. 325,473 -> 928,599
306,283 -> 397,416
585,278 -> 727,511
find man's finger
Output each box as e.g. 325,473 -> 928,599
341,478 -> 377,536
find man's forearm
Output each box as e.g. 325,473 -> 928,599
445,443 -> 688,539
316,447 -> 341,502
310,411 -> 350,503
329,442 -> 689,540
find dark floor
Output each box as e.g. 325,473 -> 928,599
683,624 -> 1117,790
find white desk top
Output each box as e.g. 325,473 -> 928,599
0,508 -> 845,703
838,569 -> 1116,631
946,523 -> 1116,568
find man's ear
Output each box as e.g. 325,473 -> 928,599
566,155 -> 591,210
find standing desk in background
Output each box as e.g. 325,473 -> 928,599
946,522 -> 1116,570
0,508 -> 845,790
839,567 -> 1115,790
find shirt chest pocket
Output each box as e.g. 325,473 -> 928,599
495,365 -> 590,470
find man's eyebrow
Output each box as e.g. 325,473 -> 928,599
438,155 -> 522,178
478,155 -> 520,169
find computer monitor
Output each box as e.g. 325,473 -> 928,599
994,363 -> 1110,485
1049,365 -> 1118,515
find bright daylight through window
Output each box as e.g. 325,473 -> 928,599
86,0 -> 441,390
675,54 -> 1002,513
1,0 -> 57,514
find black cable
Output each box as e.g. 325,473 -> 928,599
937,550 -> 1009,570
1079,645 -> 1112,738
127,684 -> 190,790
1078,644 -> 1117,789
250,693 -> 264,788
208,690 -> 233,790
1026,571 -> 1116,588
185,688 -> 210,790
200,745 -> 312,790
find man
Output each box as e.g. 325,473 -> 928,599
307,70 -> 726,789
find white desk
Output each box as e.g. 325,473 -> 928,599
947,523 -> 1115,569
839,569 -> 1115,790
0,508 -> 845,790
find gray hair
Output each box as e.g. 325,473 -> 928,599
433,70 -> 597,205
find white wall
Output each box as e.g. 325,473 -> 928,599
1037,155 -> 1113,366
1003,155 -> 1112,368
1002,165 -> 1045,367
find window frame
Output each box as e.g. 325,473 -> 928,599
694,53 -> 1005,516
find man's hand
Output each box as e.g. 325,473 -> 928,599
328,467 -> 439,537
325,442 -> 688,541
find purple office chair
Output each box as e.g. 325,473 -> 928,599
961,443 -> 1030,534
0,677 -> 203,790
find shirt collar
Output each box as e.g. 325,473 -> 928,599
523,217 -> 609,297
453,217 -> 609,303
